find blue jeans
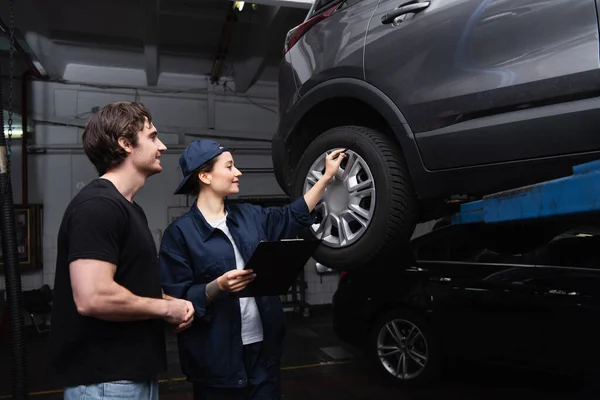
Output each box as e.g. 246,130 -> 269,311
64,379 -> 158,400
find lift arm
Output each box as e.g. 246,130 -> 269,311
451,159 -> 600,225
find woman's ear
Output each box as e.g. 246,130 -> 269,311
198,171 -> 211,185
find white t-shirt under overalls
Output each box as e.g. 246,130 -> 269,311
208,214 -> 264,345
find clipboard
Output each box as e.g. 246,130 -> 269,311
235,238 -> 321,298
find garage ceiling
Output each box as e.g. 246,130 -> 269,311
0,0 -> 309,92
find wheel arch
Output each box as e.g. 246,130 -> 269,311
278,78 -> 425,193
366,300 -> 434,334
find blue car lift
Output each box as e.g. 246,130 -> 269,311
451,159 -> 600,225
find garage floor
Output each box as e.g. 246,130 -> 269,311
0,306 -> 598,399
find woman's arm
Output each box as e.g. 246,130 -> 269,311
205,269 -> 256,305
159,226 -> 216,322
250,149 -> 346,241
303,149 -> 346,212
160,223 -> 257,313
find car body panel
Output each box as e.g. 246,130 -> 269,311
364,0 -> 600,170
278,53 -> 301,122
275,0 -> 600,215
287,0 -> 379,94
273,77 -> 600,201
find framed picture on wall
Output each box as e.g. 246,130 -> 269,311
0,204 -> 43,274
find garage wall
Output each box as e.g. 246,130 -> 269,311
0,76 -> 352,306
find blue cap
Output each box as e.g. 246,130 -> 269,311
174,139 -> 229,194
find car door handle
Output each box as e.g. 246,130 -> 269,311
381,1 -> 430,25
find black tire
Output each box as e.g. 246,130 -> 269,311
368,309 -> 442,387
291,125 -> 418,271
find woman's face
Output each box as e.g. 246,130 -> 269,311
200,151 -> 242,196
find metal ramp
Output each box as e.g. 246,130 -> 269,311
451,160 -> 600,225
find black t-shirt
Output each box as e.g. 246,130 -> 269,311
48,179 -> 167,387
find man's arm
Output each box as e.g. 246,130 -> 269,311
66,197 -> 192,324
71,258 -> 192,323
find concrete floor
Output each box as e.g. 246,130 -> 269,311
1,305 -> 598,399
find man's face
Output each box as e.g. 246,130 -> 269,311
130,117 -> 167,177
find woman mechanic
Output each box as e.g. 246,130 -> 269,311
158,139 -> 345,400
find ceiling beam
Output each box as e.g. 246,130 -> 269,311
233,6 -> 299,93
143,0 -> 160,86
22,32 -> 64,79
14,0 -> 64,79
0,18 -> 45,78
210,7 -> 237,84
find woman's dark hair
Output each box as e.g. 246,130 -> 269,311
181,157 -> 219,196
82,102 -> 152,175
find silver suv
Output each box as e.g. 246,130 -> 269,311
272,0 -> 600,271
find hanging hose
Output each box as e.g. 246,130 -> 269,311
0,125 -> 28,400
1,0 -> 29,396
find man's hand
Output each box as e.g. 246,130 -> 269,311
164,297 -> 194,325
175,303 -> 194,333
163,294 -> 194,333
217,269 -> 256,292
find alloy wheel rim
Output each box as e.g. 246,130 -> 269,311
376,318 -> 428,380
302,148 -> 376,248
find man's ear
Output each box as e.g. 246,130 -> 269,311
198,171 -> 211,185
118,136 -> 133,153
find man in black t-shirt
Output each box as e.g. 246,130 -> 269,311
48,102 -> 195,400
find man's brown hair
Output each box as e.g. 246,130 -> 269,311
82,102 -> 152,175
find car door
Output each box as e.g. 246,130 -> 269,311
364,0 -> 600,170
414,224 -> 545,366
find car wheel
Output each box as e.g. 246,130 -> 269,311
368,309 -> 442,387
291,125 -> 418,271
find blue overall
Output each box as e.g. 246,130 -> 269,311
158,197 -> 314,398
